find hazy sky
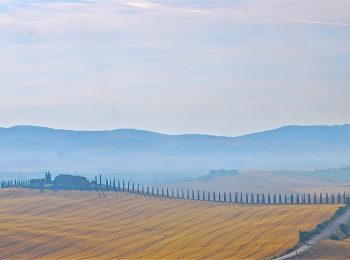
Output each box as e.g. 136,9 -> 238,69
0,0 -> 349,136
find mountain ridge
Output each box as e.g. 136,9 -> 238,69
0,124 -> 349,179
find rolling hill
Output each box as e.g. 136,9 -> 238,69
0,124 -> 349,181
0,189 -> 339,259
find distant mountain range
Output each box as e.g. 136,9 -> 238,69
0,124 -> 349,181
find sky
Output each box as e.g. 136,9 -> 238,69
0,0 -> 349,136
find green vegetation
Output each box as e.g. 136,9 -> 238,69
299,206 -> 348,243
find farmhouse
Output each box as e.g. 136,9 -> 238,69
53,174 -> 90,190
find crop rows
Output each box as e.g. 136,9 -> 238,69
0,189 -> 339,259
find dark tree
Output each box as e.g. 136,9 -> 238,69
314,193 -> 317,204
229,192 -> 232,203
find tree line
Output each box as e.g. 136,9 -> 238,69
1,174 -> 349,205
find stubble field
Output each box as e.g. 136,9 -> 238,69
0,189 -> 340,259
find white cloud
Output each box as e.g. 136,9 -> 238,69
289,19 -> 350,27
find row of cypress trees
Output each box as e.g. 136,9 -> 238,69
1,174 -> 348,205
94,174 -> 347,205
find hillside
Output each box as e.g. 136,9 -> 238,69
297,239 -> 350,259
0,189 -> 339,259
0,125 -> 350,181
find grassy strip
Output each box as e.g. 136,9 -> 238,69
276,204 -> 348,258
299,205 -> 348,243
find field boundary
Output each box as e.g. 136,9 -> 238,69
274,205 -> 350,259
1,174 -> 349,206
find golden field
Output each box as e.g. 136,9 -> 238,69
0,189 -> 340,259
298,239 -> 350,259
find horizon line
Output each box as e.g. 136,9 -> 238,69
1,123 -> 349,138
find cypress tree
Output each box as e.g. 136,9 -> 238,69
262,194 -> 265,204
192,190 -> 194,200
338,193 -> 341,204
284,194 -> 287,204
268,194 -> 271,204
240,192 -> 243,204
219,192 -> 221,202
187,190 -> 189,199
251,193 -> 254,204
123,180 -> 125,191
224,192 -> 226,202
147,186 -> 149,195
99,174 -> 102,189
166,188 -> 169,197
182,189 -> 184,199
213,191 -> 216,202
325,193 -> 329,204
229,192 -> 232,203
320,193 -> 323,204
198,190 -> 200,200
113,179 -> 116,190
208,191 -> 211,201
256,194 -> 260,204
157,187 -> 159,196
172,188 -> 174,197
127,181 -> 130,191
202,190 -> 205,201
177,188 -> 179,198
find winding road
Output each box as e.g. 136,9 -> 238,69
274,206 -> 350,260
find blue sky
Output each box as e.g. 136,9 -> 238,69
0,0 -> 349,136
